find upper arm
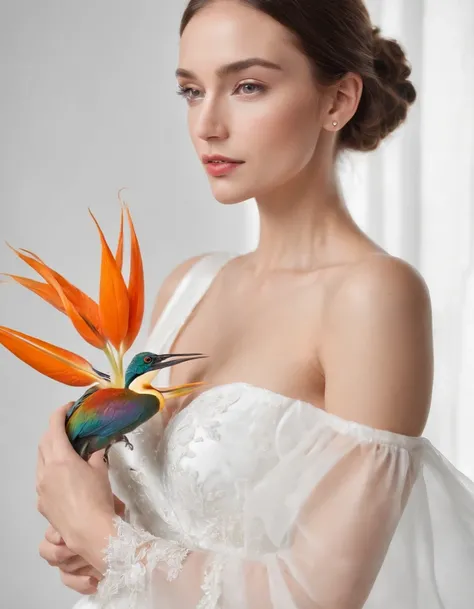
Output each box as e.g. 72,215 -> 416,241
320,256 -> 434,436
148,253 -> 212,337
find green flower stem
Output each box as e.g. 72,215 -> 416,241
103,344 -> 120,385
117,345 -> 125,384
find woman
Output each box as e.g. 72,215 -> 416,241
36,0 -> 474,607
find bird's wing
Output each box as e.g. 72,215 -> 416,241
66,388 -> 157,441
66,385 -> 100,420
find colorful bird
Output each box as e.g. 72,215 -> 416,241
66,351 -> 208,464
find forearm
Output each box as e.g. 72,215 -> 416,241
67,491 -> 127,567
69,511 -> 118,576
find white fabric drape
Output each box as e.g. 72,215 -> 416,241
246,0 -> 474,478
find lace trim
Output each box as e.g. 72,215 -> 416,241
95,515 -> 190,606
196,554 -> 226,609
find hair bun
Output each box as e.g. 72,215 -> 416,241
372,26 -> 416,103
341,26 -> 417,152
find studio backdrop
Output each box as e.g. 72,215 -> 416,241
0,1 -> 473,608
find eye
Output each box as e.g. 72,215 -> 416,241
143,356 -> 152,364
235,82 -> 265,95
176,85 -> 200,101
176,82 -> 266,103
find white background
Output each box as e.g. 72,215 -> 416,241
1,1 -> 473,607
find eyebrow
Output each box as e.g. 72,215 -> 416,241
175,57 -> 283,79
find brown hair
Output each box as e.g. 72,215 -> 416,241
179,0 -> 417,153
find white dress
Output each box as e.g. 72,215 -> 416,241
74,251 -> 474,609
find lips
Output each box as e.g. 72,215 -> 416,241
204,161 -> 243,177
202,154 -> 244,164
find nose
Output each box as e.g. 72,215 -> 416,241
194,97 -> 229,142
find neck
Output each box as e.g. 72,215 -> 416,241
248,155 -> 370,276
127,370 -> 164,406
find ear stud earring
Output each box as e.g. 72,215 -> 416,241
332,121 -> 338,127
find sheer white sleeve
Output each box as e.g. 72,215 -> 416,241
87,394 -> 474,609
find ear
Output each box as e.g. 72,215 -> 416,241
322,72 -> 363,132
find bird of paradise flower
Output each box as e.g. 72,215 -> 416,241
0,189 -> 207,462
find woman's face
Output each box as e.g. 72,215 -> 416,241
177,0 -> 331,204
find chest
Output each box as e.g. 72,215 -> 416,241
165,268 -> 338,413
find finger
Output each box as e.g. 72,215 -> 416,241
59,571 -> 98,595
60,564 -> 103,581
39,538 -> 76,566
48,402 -> 75,462
58,555 -> 91,574
36,444 -> 44,491
36,429 -> 49,484
45,524 -> 64,545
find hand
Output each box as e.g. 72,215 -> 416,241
39,495 -> 127,595
39,524 -> 102,595
36,403 -> 116,564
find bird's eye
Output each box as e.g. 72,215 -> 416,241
144,356 -> 152,364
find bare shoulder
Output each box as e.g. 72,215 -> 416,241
148,253 -> 212,335
320,254 -> 434,436
334,254 -> 432,317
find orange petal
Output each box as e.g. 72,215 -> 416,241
1,274 -> 64,312
18,248 -> 45,262
0,326 -> 104,386
35,258 -> 106,350
8,245 -> 103,341
115,203 -> 124,272
122,204 -> 144,352
89,209 -> 130,350
7,245 -> 106,349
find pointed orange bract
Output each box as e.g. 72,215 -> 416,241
122,204 -> 144,352
19,247 -> 102,333
39,262 -> 107,349
1,274 -> 64,312
1,199 -> 147,389
115,205 -> 124,272
0,326 -> 104,386
7,245 -> 103,342
6,245 -> 106,349
89,209 -> 130,351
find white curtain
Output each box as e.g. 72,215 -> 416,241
245,0 -> 474,479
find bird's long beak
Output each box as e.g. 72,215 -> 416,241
152,353 -> 209,400
151,352 -> 208,370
